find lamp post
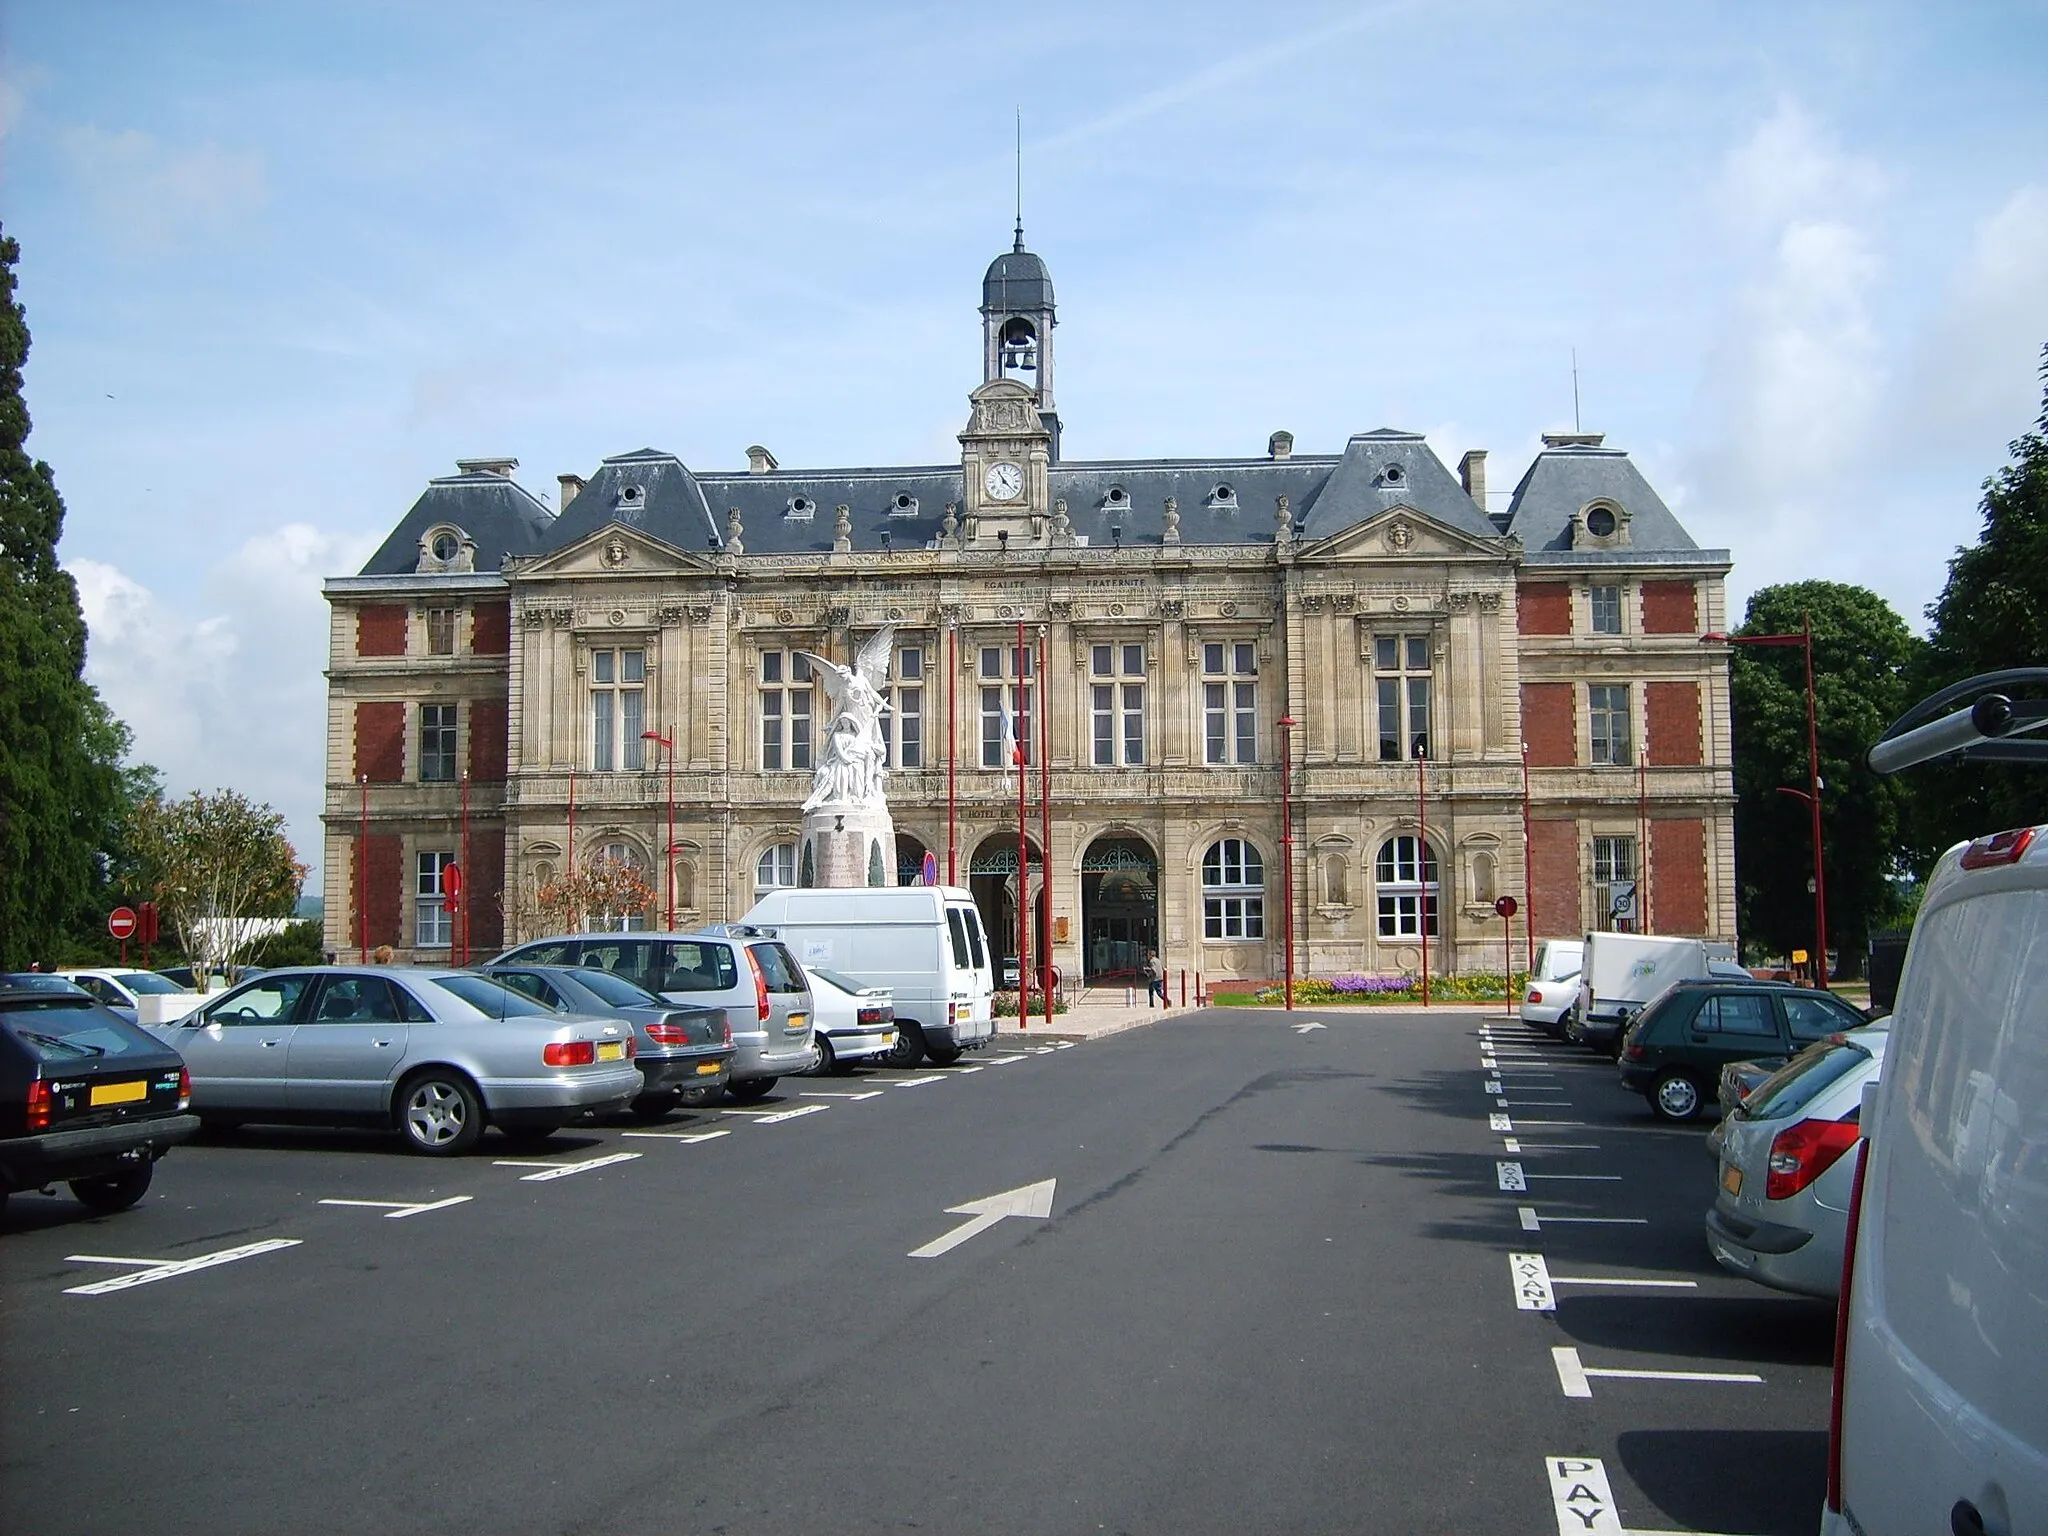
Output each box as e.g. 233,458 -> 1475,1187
1416,743 -> 1429,1009
1703,613 -> 1829,989
1278,715 -> 1298,1011
641,730 -> 676,930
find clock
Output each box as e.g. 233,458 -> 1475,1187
984,461 -> 1024,502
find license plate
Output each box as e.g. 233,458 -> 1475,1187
695,1061 -> 723,1075
883,1031 -> 896,1048
597,1041 -> 625,1061
89,1079 -> 149,1107
1721,1163 -> 1743,1196
786,1013 -> 808,1031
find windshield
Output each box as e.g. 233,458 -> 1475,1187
3,1000 -> 160,1061
1743,1036 -> 1877,1121
567,967 -> 661,1008
1536,943 -> 1581,981
808,967 -> 870,994
114,971 -> 190,995
2,973 -> 89,995
432,974 -> 557,1018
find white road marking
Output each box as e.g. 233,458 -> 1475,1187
1520,1207 -> 1648,1230
318,1196 -> 472,1219
1497,1161 -> 1528,1192
1552,1346 -> 1762,1397
64,1239 -> 303,1296
799,1089 -> 886,1099
1053,1041 -> 1076,1049
1486,1080 -> 1505,1095
1512,1252 -> 1557,1310
1549,1274 -> 1698,1289
1292,1021 -> 1327,1034
908,1177 -> 1057,1259
1515,1142 -> 1603,1151
747,1103 -> 830,1124
620,1128 -> 732,1142
1490,1112 -> 1513,1131
980,1054 -> 1029,1065
1516,1119 -> 1590,1127
947,1065 -> 984,1074
1520,1206 -> 1542,1230
887,1075 -> 949,1088
1547,1456 -> 1625,1534
1526,1173 -> 1623,1182
493,1151 -> 642,1181
1503,1137 -> 1522,1152
1481,1055 -> 1498,1068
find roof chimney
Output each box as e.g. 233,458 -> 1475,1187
1458,450 -> 1487,507
456,457 -> 519,478
1268,430 -> 1294,461
556,474 -> 584,509
746,445 -> 779,475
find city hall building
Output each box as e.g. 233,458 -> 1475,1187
321,234 -> 1737,984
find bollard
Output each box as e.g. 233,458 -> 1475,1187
1125,983 -> 1135,1008
1195,971 -> 1204,1007
1179,969 -> 1187,1006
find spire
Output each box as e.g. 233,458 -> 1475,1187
1013,106 -> 1025,252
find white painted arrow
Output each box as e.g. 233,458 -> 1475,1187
908,1178 -> 1057,1259
1292,1021 -> 1326,1034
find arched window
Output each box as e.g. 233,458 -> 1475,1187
756,842 -> 797,892
1375,836 -> 1439,939
1201,838 -> 1265,940
585,841 -> 650,933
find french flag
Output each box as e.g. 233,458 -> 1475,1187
999,689 -> 1023,771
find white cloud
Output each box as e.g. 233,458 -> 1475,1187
60,124 -> 265,247
71,523 -> 376,883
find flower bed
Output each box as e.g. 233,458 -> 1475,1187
1242,971 -> 1528,1006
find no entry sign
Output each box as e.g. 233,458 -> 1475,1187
108,906 -> 139,941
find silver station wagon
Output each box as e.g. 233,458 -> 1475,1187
149,967 -> 642,1155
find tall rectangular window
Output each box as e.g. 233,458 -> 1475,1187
884,644 -> 923,769
1373,633 -> 1433,760
419,703 -> 457,782
979,642 -> 1034,768
1593,835 -> 1637,930
590,649 -> 647,771
1589,585 -> 1623,635
1202,641 -> 1258,765
416,851 -> 454,948
1589,683 -> 1633,765
760,650 -> 814,772
425,608 -> 458,655
1089,642 -> 1146,766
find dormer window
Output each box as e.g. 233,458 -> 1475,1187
431,530 -> 461,562
416,523 -> 475,574
616,484 -> 646,512
1208,483 -> 1238,511
1586,506 -> 1616,537
786,496 -> 816,521
1573,500 -> 1631,550
889,493 -> 920,518
1104,486 -> 1129,511
1377,463 -> 1407,489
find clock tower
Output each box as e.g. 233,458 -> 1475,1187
980,226 -> 1059,460
959,378 -> 1053,545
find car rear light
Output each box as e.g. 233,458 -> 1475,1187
1528,988 -> 1544,1005
542,1040 -> 595,1067
746,947 -> 769,1022
646,1023 -> 689,1046
857,1006 -> 892,1026
1959,826 -> 2036,869
26,1079 -> 52,1131
1623,1043 -> 1645,1061
720,1017 -> 733,1046
177,1067 -> 192,1110
1765,1117 -> 1861,1199
623,1036 -> 636,1059
1827,1139 -> 1872,1513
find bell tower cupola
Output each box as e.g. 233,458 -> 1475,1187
981,226 -> 1060,460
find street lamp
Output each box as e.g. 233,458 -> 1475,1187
641,730 -> 677,930
1278,715 -> 1298,1011
1703,613 -> 1829,989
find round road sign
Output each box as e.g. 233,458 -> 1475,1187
1493,895 -> 1518,918
108,906 -> 139,941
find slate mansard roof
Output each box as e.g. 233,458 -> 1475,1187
1504,439 -> 1723,568
359,464 -> 556,576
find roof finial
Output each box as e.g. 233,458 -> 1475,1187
1014,107 -> 1025,252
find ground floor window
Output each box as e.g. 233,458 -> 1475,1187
416,851 -> 454,948
1201,838 -> 1265,939
1374,835 -> 1439,939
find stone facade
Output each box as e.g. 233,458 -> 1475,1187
322,240 -> 1736,984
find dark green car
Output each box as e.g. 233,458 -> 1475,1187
1616,980 -> 1869,1122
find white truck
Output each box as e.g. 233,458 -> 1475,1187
1569,932 -> 1740,1054
739,885 -> 997,1068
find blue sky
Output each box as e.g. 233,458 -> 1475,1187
3,1 -> 2045,881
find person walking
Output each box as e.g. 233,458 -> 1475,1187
1144,949 -> 1168,1009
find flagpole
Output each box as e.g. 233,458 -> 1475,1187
1038,623 -> 1052,1028
1014,619 -> 1030,1028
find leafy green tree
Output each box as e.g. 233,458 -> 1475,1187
129,789 -> 307,981
0,227 -> 123,967
1729,582 -> 1921,976
1908,347 -> 2048,860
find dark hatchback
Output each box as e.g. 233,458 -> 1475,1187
1616,980 -> 1870,1122
0,979 -> 197,1216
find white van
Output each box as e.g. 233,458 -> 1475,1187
740,886 -> 996,1068
1570,931 -> 1717,1054
1824,672 -> 2048,1535
1518,939 -> 1584,1036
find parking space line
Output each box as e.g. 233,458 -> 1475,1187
1525,1173 -> 1622,1182
1549,1273 -> 1697,1289
1519,1206 -> 1647,1230
799,1090 -> 885,1100
980,1055 -> 1028,1065
1503,1137 -> 1521,1152
1490,1112 -> 1513,1130
887,1075 -> 949,1088
63,1239 -> 303,1296
318,1196 -> 473,1219
1497,1161 -> 1529,1191
948,1065 -> 985,1074
1552,1345 -> 1763,1397
1513,1142 -> 1602,1151
1512,1252 -> 1556,1310
1515,1119 -> 1590,1127
493,1152 -> 643,1181
620,1128 -> 731,1142
745,1103 -> 830,1124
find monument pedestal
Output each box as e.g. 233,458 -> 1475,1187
801,800 -> 897,888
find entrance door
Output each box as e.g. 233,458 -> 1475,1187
1081,836 -> 1158,983
969,835 -> 1043,987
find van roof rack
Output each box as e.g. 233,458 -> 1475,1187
1868,667 -> 2048,774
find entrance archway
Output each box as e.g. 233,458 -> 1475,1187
895,832 -> 932,887
969,833 -> 1045,986
1081,835 -> 1157,983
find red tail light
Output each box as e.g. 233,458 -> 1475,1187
1765,1118 -> 1861,1200
1623,1043 -> 1645,1061
646,1023 -> 689,1046
746,947 -> 769,1022
27,1079 -> 52,1131
543,1040 -> 596,1067
857,1006 -> 893,1026
1959,826 -> 2036,869
1528,988 -> 1544,1005
623,1036 -> 635,1059
177,1067 -> 192,1110
721,1018 -> 733,1046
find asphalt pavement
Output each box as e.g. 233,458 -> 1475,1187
0,1011 -> 1834,1535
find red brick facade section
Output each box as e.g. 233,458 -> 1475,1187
468,698 -> 509,782
1518,583 -> 1572,636
465,830 -> 506,953
1641,580 -> 1698,635
345,833 -> 404,952
1651,818 -> 1708,935
355,702 -> 406,782
1646,682 -> 1704,766
471,601 -> 510,655
1528,819 -> 1581,939
357,604 -> 408,657
1522,683 -> 1577,767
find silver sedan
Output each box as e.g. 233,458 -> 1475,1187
149,966 -> 642,1155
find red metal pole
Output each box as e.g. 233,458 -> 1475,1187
1417,750 -> 1429,1008
946,621 -> 958,886
1015,620 -> 1029,1027
1039,625 -> 1052,1028
1504,908 -> 1513,1020
566,764 -> 577,933
1279,716 -> 1296,1010
1804,612 -> 1830,988
1638,745 -> 1651,934
459,772 -> 471,965
1521,740 -> 1535,976
358,773 -> 369,964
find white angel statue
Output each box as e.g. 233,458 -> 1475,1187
797,625 -> 896,812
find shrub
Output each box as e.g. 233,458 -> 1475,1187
992,991 -> 1069,1017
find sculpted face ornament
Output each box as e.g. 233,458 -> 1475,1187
984,461 -> 1024,502
602,538 -> 629,568
1385,520 -> 1415,553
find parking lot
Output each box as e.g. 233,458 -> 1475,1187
2,1011 -> 1835,1534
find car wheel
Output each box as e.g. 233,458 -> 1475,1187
726,1077 -> 776,1102
498,1124 -> 564,1151
883,1022 -> 926,1069
397,1070 -> 485,1155
924,1042 -> 963,1067
628,1092 -> 678,1122
810,1037 -> 836,1076
69,1161 -> 153,1213
1650,1070 -> 1705,1123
